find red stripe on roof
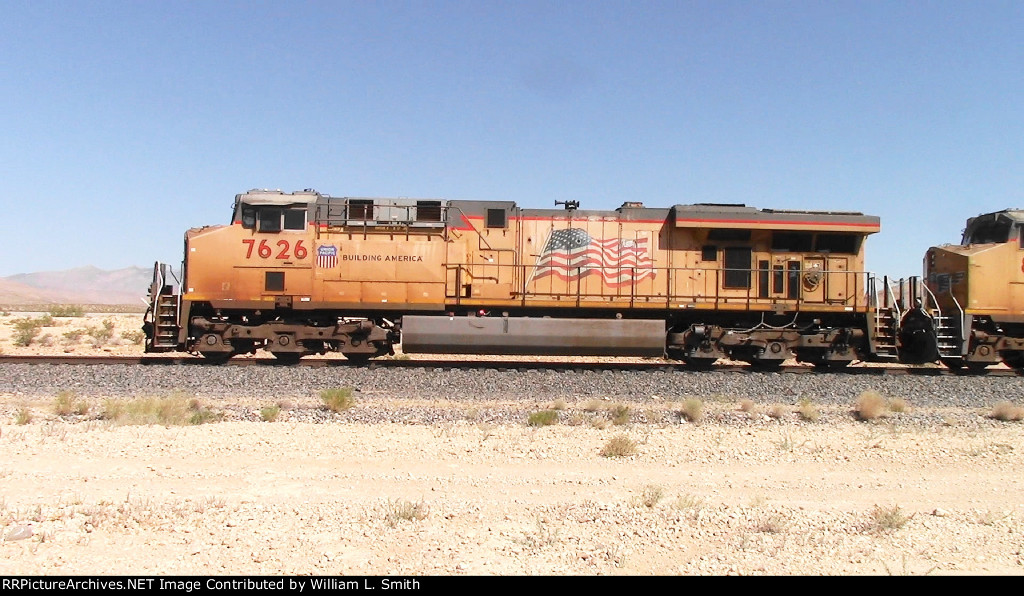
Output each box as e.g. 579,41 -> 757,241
674,217 -> 879,228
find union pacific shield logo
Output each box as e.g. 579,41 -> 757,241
317,245 -> 338,269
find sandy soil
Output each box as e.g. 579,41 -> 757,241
0,312 -> 147,358
1,398 -> 1022,575
2,314 -> 1023,575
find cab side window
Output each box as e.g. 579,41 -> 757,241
250,207 -> 306,232
283,209 -> 306,230
259,208 -> 282,232
241,207 -> 257,229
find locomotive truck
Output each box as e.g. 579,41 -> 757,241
145,188 -> 922,367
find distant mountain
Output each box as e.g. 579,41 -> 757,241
2,266 -> 153,305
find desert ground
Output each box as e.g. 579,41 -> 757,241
1,312 -> 1023,575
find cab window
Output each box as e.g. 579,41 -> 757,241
241,207 -> 257,229
814,233 -> 859,254
258,208 -> 282,232
283,209 -> 306,230
966,221 -> 1011,244
250,207 -> 306,232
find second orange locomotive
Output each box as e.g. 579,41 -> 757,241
146,189 -> 895,366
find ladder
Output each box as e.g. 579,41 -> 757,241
145,262 -> 181,352
152,293 -> 180,350
932,314 -> 961,358
919,281 -> 964,359
871,308 -> 900,359
867,275 -> 901,360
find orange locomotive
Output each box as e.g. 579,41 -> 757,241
901,209 -> 1024,371
145,189 -> 902,366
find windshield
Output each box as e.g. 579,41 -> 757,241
963,220 -> 1011,244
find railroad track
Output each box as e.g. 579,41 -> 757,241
1,354 -> 1020,377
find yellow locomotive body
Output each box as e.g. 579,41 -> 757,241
917,209 -> 1024,370
147,189 -> 891,366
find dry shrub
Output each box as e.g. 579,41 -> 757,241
610,404 -> 631,426
757,513 -> 789,534
12,317 -> 45,346
63,328 -> 86,343
888,398 -> 909,413
16,408 -> 32,425
260,405 -> 281,422
768,404 -> 788,419
54,391 -> 75,416
527,409 -> 559,427
321,387 -> 356,412
384,499 -> 428,526
855,390 -> 887,421
989,402 -> 1024,422
86,320 -> 115,344
738,398 -> 757,413
600,434 -> 638,458
48,304 -> 85,317
53,391 -> 88,417
564,412 -> 586,426
638,484 -> 664,508
101,395 -> 220,426
678,398 -> 704,423
121,330 -> 146,345
798,398 -> 819,422
869,504 -> 912,532
673,493 -> 705,512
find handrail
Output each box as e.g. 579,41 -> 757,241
884,277 -> 902,322
920,280 -> 942,321
444,262 -> 874,310
948,291 -> 967,347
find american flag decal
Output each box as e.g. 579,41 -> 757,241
528,228 -> 655,287
317,244 -> 338,269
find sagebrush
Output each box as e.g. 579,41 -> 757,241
321,387 -> 356,412
600,434 -> 638,458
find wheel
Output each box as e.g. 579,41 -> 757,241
1002,352 -> 1024,371
750,360 -> 783,371
681,356 -> 717,370
271,352 -> 303,365
199,351 -> 233,365
665,348 -> 686,362
810,361 -> 851,371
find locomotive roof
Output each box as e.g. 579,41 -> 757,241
234,190 -> 880,233
965,209 -> 1024,225
672,203 -> 880,233
237,189 -> 320,206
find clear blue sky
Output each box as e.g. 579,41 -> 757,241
1,0 -> 1020,278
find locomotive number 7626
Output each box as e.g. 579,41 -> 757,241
242,239 -> 308,260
